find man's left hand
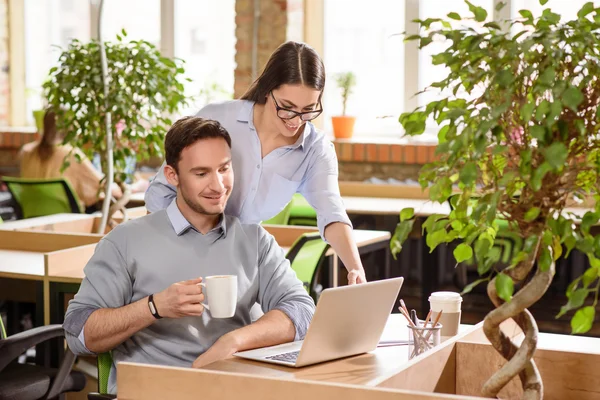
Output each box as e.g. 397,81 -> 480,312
192,334 -> 239,369
347,269 -> 367,285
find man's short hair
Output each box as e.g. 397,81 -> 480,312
165,117 -> 232,172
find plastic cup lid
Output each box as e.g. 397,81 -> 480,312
429,291 -> 463,303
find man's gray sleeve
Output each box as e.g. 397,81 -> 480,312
63,237 -> 132,355
256,227 -> 316,341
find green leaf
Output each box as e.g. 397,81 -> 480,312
530,126 -> 546,142
461,278 -> 488,295
429,177 -> 453,203
551,238 -> 562,262
563,87 -> 584,111
539,0 -> 549,4
427,229 -> 448,253
581,212 -> 599,235
536,100 -> 550,121
539,246 -> 552,272
495,273 -> 514,303
459,162 -> 478,186
519,9 -> 534,21
543,143 -> 568,170
531,162 -> 552,191
571,306 -> 595,334
496,1 -> 507,11
577,2 -> 595,18
524,207 -> 541,222
466,0 -> 488,21
523,236 -> 539,253
484,21 -> 501,30
521,102 -> 535,123
454,243 -> 474,263
496,70 -> 514,88
557,288 -> 589,318
582,266 -> 599,287
539,68 -> 555,86
447,12 -> 461,20
390,219 -> 415,257
400,208 -> 415,222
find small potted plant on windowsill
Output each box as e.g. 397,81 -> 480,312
331,71 -> 356,139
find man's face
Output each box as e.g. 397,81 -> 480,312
165,137 -> 233,216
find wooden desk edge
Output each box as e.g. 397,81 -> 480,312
116,361 -> 485,400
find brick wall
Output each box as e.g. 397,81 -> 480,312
0,0 -> 9,126
234,0 -> 303,98
334,141 -> 437,182
0,129 -> 38,176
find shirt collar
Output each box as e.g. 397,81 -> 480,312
237,100 -> 311,151
166,199 -> 227,238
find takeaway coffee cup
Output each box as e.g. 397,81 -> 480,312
199,275 -> 237,318
429,291 -> 462,340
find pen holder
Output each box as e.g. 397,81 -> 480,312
407,320 -> 442,359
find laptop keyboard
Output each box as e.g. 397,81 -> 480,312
265,351 -> 299,363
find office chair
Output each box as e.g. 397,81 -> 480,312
286,232 -> 330,302
262,200 -> 293,225
288,194 -> 318,227
0,322 -> 87,400
87,352 -> 115,400
1,176 -> 84,219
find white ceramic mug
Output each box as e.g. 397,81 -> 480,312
199,275 -> 237,318
429,291 -> 462,340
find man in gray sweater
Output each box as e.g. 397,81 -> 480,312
63,117 -> 316,394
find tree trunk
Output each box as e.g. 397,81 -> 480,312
481,237 -> 555,399
96,0 -> 115,235
106,183 -> 131,229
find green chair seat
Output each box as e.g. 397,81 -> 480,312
1,176 -> 83,219
286,232 -> 329,302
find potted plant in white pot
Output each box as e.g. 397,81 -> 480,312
331,71 -> 357,139
43,30 -> 188,233
391,1 -> 600,398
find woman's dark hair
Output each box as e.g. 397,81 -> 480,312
36,108 -> 62,162
165,116 -> 232,172
240,41 -> 325,104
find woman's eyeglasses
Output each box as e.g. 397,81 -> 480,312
270,92 -> 323,121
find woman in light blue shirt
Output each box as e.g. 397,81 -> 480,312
145,41 -> 366,284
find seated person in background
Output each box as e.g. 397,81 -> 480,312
64,116 -> 315,394
19,108 -> 123,210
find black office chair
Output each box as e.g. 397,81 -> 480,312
0,323 -> 86,400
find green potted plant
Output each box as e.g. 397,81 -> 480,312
391,1 -> 600,397
331,71 -> 357,139
43,30 -> 188,232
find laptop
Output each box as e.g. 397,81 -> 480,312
234,277 -> 404,367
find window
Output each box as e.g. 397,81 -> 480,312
101,0 -> 161,46
322,0 -> 405,136
418,0 -> 494,108
174,0 -> 236,116
24,0 -> 90,124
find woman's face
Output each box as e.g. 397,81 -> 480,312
268,84 -> 322,138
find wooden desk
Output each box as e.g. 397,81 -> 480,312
202,314 -> 471,387
0,213 -> 95,231
344,197 -> 450,216
116,314 -> 600,400
115,316 -> 486,400
128,192 -> 146,207
0,230 -> 97,326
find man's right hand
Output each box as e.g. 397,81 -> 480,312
153,277 -> 205,318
